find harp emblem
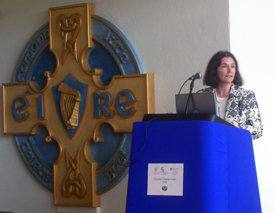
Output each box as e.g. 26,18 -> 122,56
58,83 -> 81,130
52,74 -> 88,138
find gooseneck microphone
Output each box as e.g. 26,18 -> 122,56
176,72 -> 203,116
189,72 -> 202,80
185,72 -> 202,114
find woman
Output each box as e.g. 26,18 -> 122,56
198,51 -> 263,140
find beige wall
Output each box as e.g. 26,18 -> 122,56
0,0 -> 229,212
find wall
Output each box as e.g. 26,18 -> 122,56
0,0 -> 229,212
230,0 -> 275,212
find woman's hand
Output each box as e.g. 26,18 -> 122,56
225,119 -> 234,125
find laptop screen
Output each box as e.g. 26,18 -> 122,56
175,93 -> 216,115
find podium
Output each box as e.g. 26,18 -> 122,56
126,118 -> 261,213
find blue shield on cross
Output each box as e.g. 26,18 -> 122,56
52,74 -> 88,138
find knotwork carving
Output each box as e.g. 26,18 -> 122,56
57,13 -> 82,64
62,148 -> 87,198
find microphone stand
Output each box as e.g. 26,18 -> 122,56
185,78 -> 195,114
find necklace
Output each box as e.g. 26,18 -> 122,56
214,90 -> 228,104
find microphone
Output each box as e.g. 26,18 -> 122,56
185,72 -> 202,114
176,72 -> 203,115
190,72 -> 202,80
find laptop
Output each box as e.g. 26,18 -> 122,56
142,93 -> 233,126
175,93 -> 216,115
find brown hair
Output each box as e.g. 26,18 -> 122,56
203,51 -> 244,88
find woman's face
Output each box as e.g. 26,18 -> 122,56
217,57 -> 236,85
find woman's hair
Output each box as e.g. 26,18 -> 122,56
203,51 -> 244,88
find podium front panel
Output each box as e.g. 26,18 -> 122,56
126,120 -> 261,213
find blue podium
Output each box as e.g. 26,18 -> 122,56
126,120 -> 261,213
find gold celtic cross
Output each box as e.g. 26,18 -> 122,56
3,3 -> 154,207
